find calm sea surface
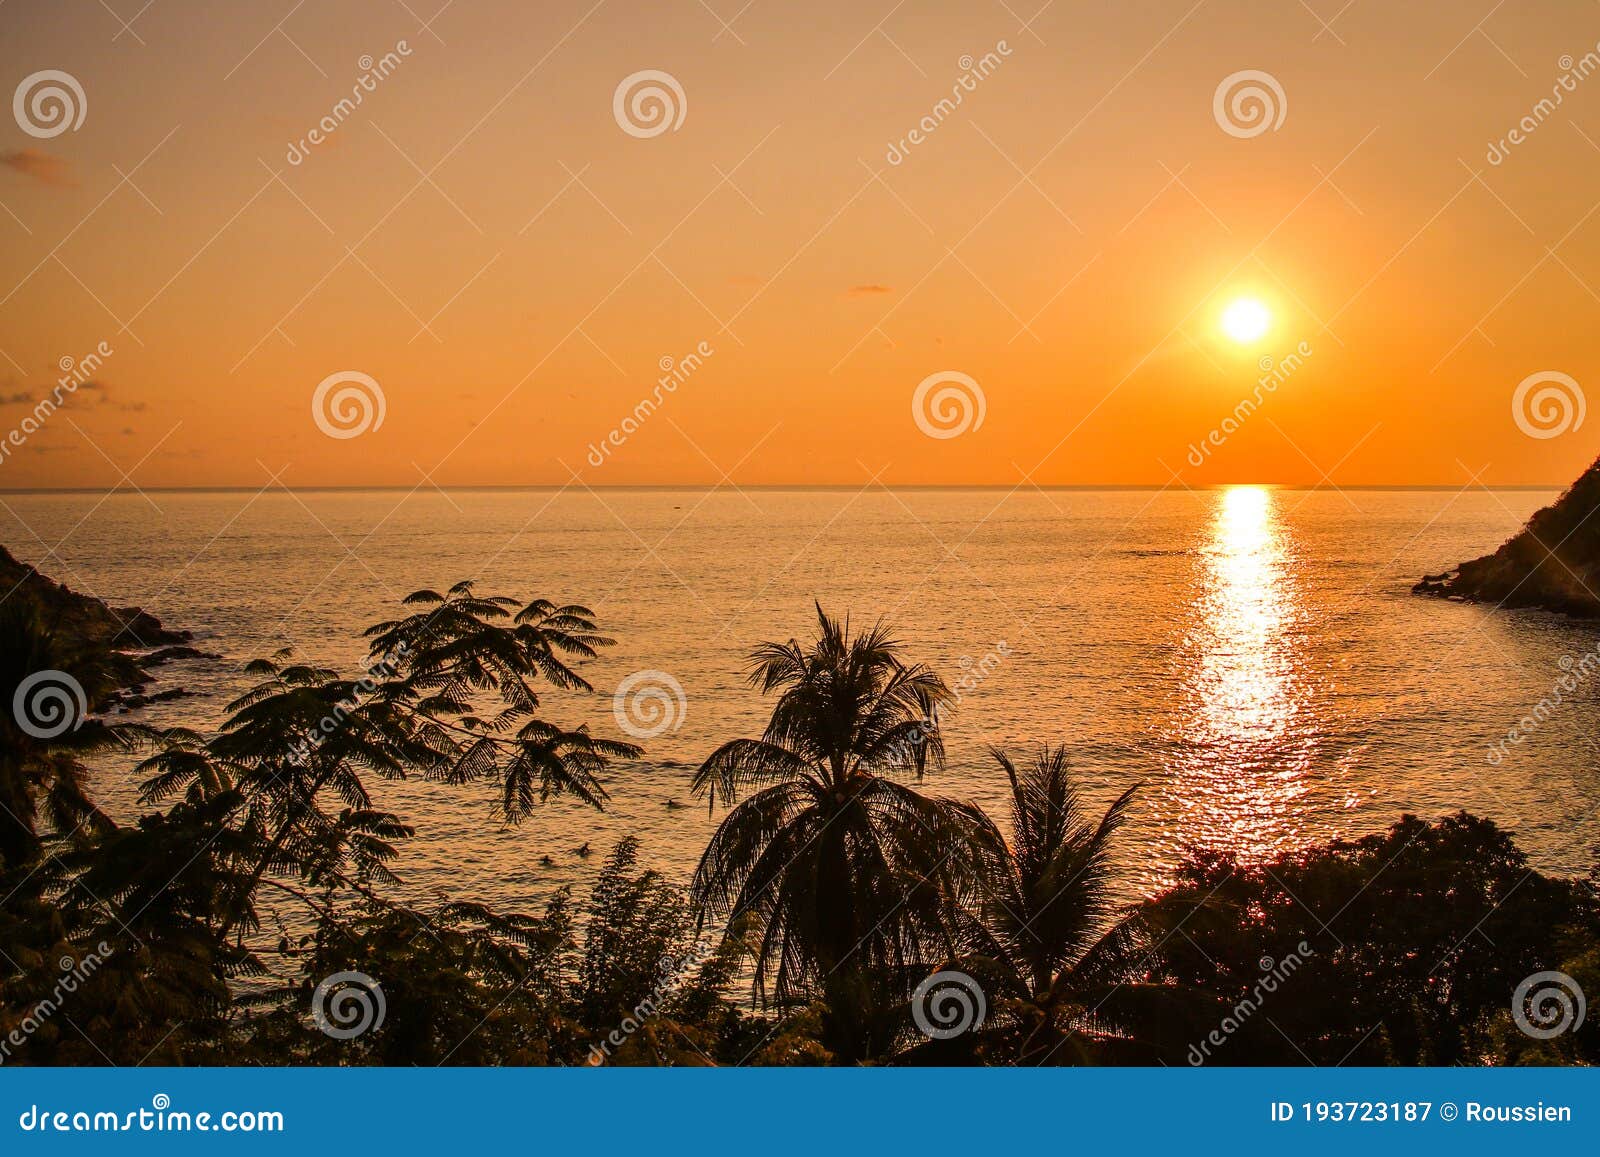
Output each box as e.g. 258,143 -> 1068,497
4,486 -> 1597,908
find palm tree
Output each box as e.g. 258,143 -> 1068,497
690,604 -> 965,1060
946,746 -> 1166,1064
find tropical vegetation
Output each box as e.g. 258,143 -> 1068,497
1,576 -> 1597,1067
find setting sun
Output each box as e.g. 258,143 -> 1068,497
1220,298 -> 1272,344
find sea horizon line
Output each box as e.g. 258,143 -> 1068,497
0,482 -> 1569,496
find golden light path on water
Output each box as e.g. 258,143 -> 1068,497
1156,486 -> 1319,870
18,486 -> 1600,913
1202,487 -> 1293,740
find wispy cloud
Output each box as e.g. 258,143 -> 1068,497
846,284 -> 893,297
1,148 -> 75,187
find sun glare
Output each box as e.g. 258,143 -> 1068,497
1220,298 -> 1272,344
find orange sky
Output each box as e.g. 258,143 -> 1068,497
1,0 -> 1597,489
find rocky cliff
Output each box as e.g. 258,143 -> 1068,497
1415,458 -> 1600,617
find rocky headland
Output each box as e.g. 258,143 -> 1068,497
1415,456 -> 1600,617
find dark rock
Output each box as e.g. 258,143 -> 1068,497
0,543 -> 194,702
141,645 -> 219,666
113,686 -> 195,711
1416,456 -> 1600,617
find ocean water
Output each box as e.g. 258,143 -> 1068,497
4,486 -> 1597,911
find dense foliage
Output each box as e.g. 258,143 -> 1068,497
2,589 -> 1596,1066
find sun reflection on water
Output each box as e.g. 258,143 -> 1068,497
1153,485 -> 1318,877
1199,485 -> 1294,741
